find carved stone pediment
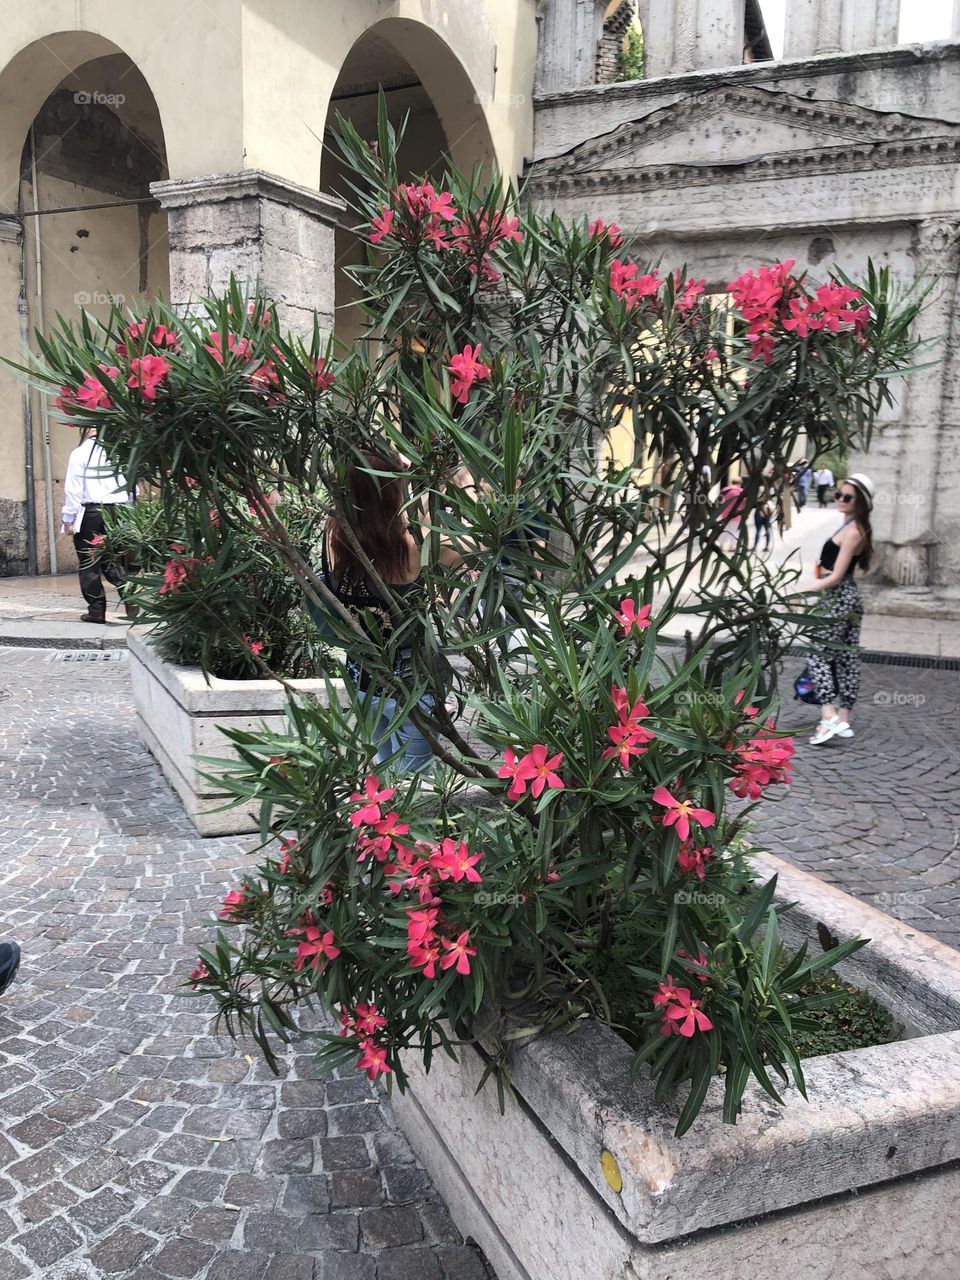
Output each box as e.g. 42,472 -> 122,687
533,85 -> 959,182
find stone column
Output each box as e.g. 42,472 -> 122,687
640,0 -> 676,77
816,0 -> 843,53
150,171 -> 344,338
841,0 -> 899,52
886,221 -> 960,587
783,0 -> 821,58
0,215 -> 30,575
535,0 -> 609,94
693,0 -> 747,69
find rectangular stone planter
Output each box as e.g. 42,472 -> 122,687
391,853 -> 960,1280
127,628 -> 343,836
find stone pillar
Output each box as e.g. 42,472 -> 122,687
694,0 -> 747,69
783,0 -> 821,58
886,221 -> 960,587
0,215 -> 30,576
816,0 -> 843,53
535,0 -> 609,94
150,171 -> 344,338
642,0 -> 677,77
841,0 -> 899,52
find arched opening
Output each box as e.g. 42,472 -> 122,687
320,19 -> 494,345
0,36 -> 170,575
600,1 -> 645,82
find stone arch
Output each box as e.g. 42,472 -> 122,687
320,17 -> 497,341
0,30 -> 173,575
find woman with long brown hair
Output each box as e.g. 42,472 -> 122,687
799,472 -> 875,745
322,450 -> 465,772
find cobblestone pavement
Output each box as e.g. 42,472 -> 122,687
0,647 -> 493,1280
753,659 -> 960,948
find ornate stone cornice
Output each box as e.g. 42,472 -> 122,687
526,84 -> 960,196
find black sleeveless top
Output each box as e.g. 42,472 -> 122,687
322,540 -> 424,691
819,530 -> 860,578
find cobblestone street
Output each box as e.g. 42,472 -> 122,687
0,647 -> 492,1280
1,646 -> 959,1279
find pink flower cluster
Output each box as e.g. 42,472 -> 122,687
447,343 -> 491,404
348,776 -> 482,985
159,553 -> 207,595
677,841 -> 714,881
728,728 -> 795,801
368,184 -> 522,283
654,975 -> 714,1037
497,745 -> 565,802
340,1003 -> 391,1080
127,354 -> 171,401
602,685 -> 655,770
588,218 -> 623,247
729,259 -> 869,363
117,321 -> 179,357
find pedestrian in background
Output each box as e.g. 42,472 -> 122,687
798,473 -> 875,745
753,477 -> 773,552
61,427 -> 134,624
814,462 -> 835,508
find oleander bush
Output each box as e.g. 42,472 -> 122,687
16,97 -> 924,1133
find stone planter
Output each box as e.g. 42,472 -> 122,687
127,628 -> 343,836
392,853 -> 960,1280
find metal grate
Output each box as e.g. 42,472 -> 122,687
49,649 -> 128,663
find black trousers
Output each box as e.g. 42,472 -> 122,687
74,505 -> 123,608
816,484 -> 830,507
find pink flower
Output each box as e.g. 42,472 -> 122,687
243,635 -> 264,657
430,838 -> 483,884
515,744 -> 565,799
614,598 -> 651,637
497,748 -> 528,801
189,961 -> 210,985
610,261 -> 662,308
370,208 -> 394,244
660,986 -> 714,1037
290,925 -> 340,972
55,385 -> 77,415
447,344 -> 491,405
677,842 -> 714,881
218,888 -> 247,920
652,786 -> 716,843
440,930 -> 477,976
309,357 -> 334,391
88,534 -> 105,550
782,296 -> 823,339
674,273 -> 706,313
408,938 -> 441,979
588,218 -> 623,247
728,731 -> 794,801
128,355 -> 172,399
603,685 -> 655,769
354,1003 -> 387,1037
75,365 -> 119,410
349,776 -> 396,827
204,332 -> 253,364
357,1038 -> 391,1080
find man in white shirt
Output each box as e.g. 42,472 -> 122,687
813,464 -> 835,508
61,428 -> 133,623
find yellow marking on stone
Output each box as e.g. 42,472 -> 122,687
601,1149 -> 623,1194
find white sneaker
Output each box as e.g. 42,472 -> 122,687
833,720 -> 854,738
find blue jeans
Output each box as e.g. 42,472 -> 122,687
358,689 -> 436,774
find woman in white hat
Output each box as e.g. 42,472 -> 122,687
800,473 -> 875,744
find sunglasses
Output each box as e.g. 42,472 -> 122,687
836,492 -> 855,503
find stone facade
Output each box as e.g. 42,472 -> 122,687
530,11 -> 960,597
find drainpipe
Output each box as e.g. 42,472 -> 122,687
30,122 -> 57,575
16,220 -> 37,575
